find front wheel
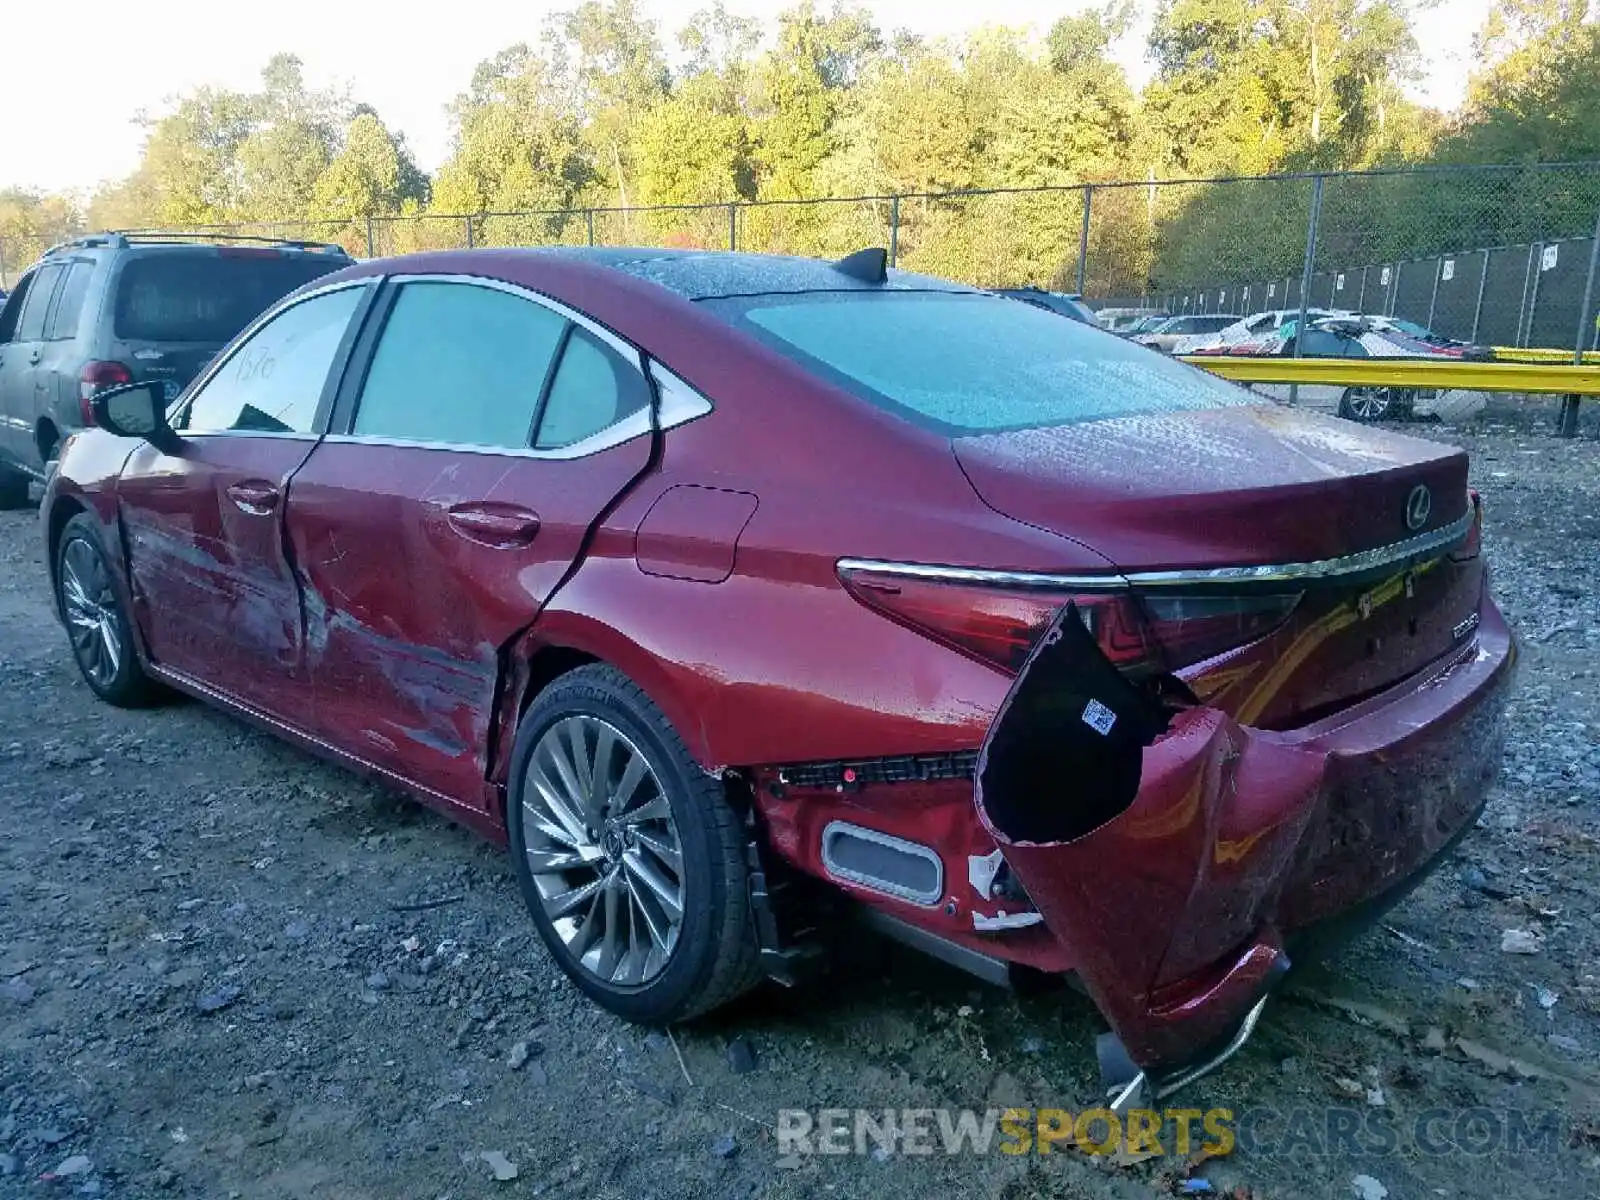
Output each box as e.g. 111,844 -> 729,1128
506,665 -> 761,1024
1339,386 -> 1414,422
56,513 -> 159,706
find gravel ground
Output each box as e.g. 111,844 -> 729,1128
2,401 -> 1599,1200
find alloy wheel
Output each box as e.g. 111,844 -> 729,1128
520,715 -> 686,987
60,536 -> 124,689
1344,386 -> 1392,421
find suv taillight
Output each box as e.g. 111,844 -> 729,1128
79,361 -> 133,424
837,565 -> 1299,677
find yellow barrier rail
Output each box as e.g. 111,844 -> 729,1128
1491,346 -> 1600,364
1176,354 -> 1600,396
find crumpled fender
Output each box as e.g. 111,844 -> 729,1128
974,604 -> 1326,1068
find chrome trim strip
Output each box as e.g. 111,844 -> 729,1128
837,509 -> 1473,592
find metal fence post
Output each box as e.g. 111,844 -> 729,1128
365,216 -> 375,258
1387,263 -> 1399,316
888,195 -> 900,267
1523,245 -> 1544,348
728,204 -> 737,251
1470,249 -> 1490,343
1426,257 -> 1443,330
586,210 -> 596,246
1289,174 -> 1326,406
1516,243 -> 1536,346
1076,186 -> 1093,295
1357,265 -> 1368,312
465,215 -> 476,249
1560,211 -> 1600,436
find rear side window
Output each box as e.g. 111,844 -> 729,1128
534,328 -> 652,449
704,291 -> 1252,435
46,262 -> 95,340
16,264 -> 64,341
113,252 -> 345,343
353,282 -> 567,448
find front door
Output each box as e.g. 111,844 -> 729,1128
286,278 -> 657,810
117,282 -> 370,717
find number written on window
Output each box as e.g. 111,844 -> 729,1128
179,286 -> 363,435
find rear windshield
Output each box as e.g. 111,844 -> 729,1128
702,291 -> 1253,435
113,252 -> 344,343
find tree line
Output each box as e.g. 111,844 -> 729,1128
3,0 -> 1598,293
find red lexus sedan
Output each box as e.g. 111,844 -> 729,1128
41,247 -> 1513,1100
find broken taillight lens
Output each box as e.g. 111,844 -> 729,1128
1451,489 -> 1483,562
837,565 -> 1299,677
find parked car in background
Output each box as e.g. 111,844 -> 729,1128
0,233 -> 351,506
44,246 -> 1510,1098
1133,313 -> 1241,354
1224,314 -> 1491,422
1363,315 -> 1489,358
1120,312 -> 1172,336
996,287 -> 1097,325
1172,307 -> 1350,356
1095,306 -> 1165,333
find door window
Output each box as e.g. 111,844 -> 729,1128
534,327 -> 652,449
46,262 -> 95,341
15,264 -> 64,342
352,281 -> 568,449
178,285 -> 363,435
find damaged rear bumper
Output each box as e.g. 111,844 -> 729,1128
977,595 -> 1515,1073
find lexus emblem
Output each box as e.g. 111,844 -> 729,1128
1404,484 -> 1432,532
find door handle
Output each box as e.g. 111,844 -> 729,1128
446,502 -> 541,548
225,480 -> 280,515
28,348 -> 42,365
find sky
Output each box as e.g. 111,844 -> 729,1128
1,0 -> 1493,197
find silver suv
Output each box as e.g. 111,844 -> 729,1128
0,233 -> 350,505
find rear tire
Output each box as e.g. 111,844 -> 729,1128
0,463 -> 29,509
506,664 -> 762,1025
55,513 -> 159,707
1339,386 -> 1414,422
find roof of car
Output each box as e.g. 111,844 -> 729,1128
545,247 -> 982,300
338,246 -> 981,302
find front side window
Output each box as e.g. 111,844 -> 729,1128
353,281 -> 567,449
179,286 -> 363,435
534,327 -> 653,449
703,291 -> 1253,436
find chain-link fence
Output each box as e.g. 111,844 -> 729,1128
6,161 -> 1600,353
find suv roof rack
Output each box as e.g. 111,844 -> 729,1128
44,230 -> 350,257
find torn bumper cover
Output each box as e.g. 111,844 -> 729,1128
975,597 -> 1515,1073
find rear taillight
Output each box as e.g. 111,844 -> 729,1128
1452,489 -> 1483,561
837,565 -> 1299,677
79,361 -> 133,424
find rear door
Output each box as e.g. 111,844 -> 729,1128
287,276 -> 657,811
0,264 -> 64,470
37,258 -> 96,460
117,281 -> 373,717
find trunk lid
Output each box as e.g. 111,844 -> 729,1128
953,404 -> 1482,728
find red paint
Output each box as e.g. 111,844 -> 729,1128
41,248 -> 1516,1077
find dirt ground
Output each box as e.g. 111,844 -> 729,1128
3,402 -> 1599,1200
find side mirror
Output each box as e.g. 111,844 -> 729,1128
92,381 -> 182,453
